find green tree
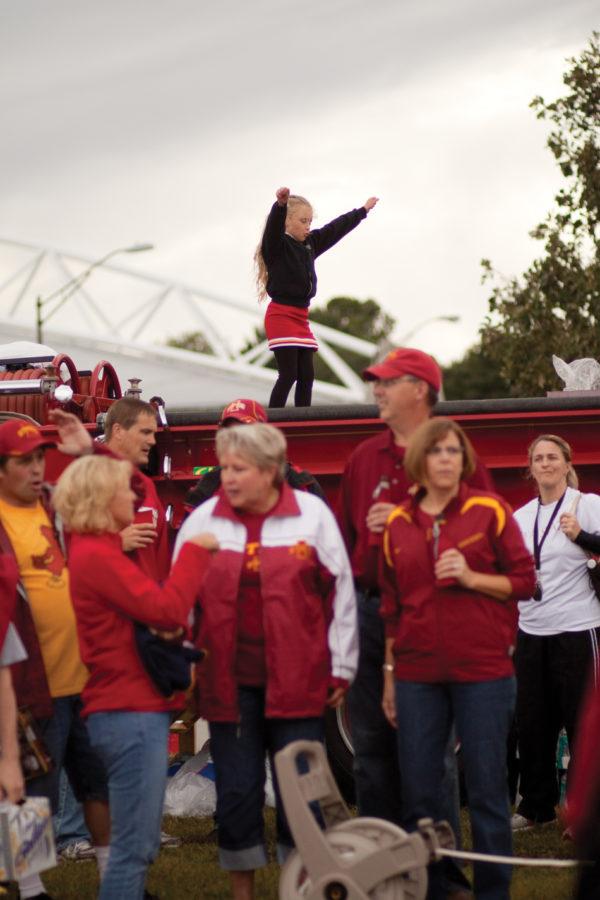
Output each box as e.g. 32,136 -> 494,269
166,331 -> 214,355
479,32 -> 600,396
442,345 -> 511,400
240,296 -> 395,385
311,296 -> 395,384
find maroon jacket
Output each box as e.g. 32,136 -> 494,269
68,533 -> 211,715
0,553 -> 18,650
380,482 -> 535,682
0,487 -> 59,718
337,428 -> 494,590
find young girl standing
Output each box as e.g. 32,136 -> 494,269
255,186 -> 378,408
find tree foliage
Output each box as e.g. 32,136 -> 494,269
442,344 -> 511,400
166,331 -> 214,355
310,296 -> 395,384
479,32 -> 600,396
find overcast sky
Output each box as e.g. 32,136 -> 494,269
1,0 -> 598,365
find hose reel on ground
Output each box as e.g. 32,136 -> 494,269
275,740 -> 454,900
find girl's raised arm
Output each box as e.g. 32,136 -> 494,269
276,186 -> 290,206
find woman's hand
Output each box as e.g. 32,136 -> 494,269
364,196 -> 379,212
120,523 -> 157,551
560,512 -> 581,541
0,755 -> 25,804
381,672 -> 397,728
435,548 -> 474,588
326,676 -> 349,709
276,187 -> 290,206
326,687 -> 346,709
149,626 -> 184,641
188,532 -> 219,553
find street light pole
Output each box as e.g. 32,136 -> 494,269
397,314 -> 460,347
35,243 -> 153,344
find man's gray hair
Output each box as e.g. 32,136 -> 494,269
215,423 -> 287,484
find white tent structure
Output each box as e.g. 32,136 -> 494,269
0,238 -> 377,407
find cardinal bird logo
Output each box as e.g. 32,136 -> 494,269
31,525 -> 65,578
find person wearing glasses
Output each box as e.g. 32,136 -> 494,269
380,417 -> 535,900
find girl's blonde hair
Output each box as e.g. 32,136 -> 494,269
254,195 -> 313,302
53,455 -> 132,533
216,423 -> 287,485
527,434 -> 579,489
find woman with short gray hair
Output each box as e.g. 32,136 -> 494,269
175,423 -> 357,900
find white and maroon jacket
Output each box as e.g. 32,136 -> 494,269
174,483 -> 357,721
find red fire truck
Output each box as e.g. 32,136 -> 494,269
4,346 -> 600,796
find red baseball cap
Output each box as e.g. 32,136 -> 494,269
218,399 -> 268,426
363,347 -> 442,392
0,419 -> 56,456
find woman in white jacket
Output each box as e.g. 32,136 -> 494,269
512,434 -> 600,830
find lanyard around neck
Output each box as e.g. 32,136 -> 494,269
533,491 -> 566,570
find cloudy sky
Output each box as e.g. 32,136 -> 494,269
1,0 -> 597,364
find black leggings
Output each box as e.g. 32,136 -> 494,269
269,347 -> 315,408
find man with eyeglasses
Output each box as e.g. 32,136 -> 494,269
337,347 -> 492,900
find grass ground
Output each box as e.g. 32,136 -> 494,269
29,812 -> 579,899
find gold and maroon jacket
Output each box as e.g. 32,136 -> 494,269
380,483 -> 535,682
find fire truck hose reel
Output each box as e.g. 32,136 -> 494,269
275,741 -> 582,899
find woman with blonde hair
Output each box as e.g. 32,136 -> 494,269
255,186 -> 378,408
175,423 -> 357,900
380,417 -> 534,900
512,434 -> 600,831
53,455 -> 218,900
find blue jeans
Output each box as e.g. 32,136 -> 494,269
87,711 -> 171,900
54,769 -> 90,850
395,677 -> 516,900
209,685 -> 324,870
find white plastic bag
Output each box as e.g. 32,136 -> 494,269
163,741 -> 276,817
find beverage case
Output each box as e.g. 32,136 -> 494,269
0,797 -> 56,880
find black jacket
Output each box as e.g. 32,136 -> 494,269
262,202 -> 367,309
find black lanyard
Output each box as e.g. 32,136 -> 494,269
533,492 -> 566,570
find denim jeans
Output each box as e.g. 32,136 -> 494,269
395,677 -> 516,900
209,685 -> 324,870
54,769 -> 90,850
87,710 -> 171,900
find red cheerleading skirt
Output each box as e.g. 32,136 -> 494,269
264,302 -> 319,352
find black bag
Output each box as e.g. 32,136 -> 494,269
587,557 -> 600,601
571,493 -> 600,602
133,623 -> 204,698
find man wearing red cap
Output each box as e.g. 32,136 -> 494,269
185,398 -> 325,511
338,348 -> 492,899
0,415 -> 110,899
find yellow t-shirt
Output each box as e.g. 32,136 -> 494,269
0,498 -> 88,697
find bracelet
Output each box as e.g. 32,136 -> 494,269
382,663 -> 394,673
